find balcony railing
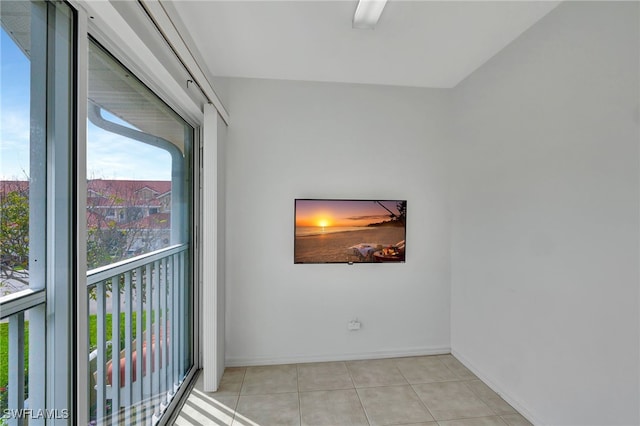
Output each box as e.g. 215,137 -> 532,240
0,288 -> 46,426
87,244 -> 189,425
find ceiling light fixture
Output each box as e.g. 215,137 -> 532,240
353,0 -> 388,30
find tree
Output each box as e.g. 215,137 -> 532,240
86,179 -> 170,270
1,178 -> 171,296
396,200 -> 407,225
0,185 -> 29,292
87,223 -> 129,270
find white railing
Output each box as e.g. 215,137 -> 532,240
87,244 -> 188,425
3,312 -> 25,426
0,289 -> 46,426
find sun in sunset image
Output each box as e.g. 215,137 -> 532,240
318,219 -> 330,232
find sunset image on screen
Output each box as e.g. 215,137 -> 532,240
294,199 -> 406,264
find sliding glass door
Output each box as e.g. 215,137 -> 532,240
85,40 -> 194,425
1,3 -> 195,424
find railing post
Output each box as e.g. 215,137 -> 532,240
145,262 -> 153,413
8,312 -> 25,426
152,260 -> 161,406
96,282 -> 106,424
176,252 -> 187,375
124,271 -> 133,412
110,276 -> 121,426
135,266 -> 143,405
164,257 -> 171,403
172,253 -> 179,391
28,303 -> 46,426
159,257 -> 167,402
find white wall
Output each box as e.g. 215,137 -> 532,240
222,77 -> 452,365
450,2 -> 639,425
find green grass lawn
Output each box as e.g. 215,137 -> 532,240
88,311 -> 152,353
0,321 -> 29,392
0,320 -> 29,416
0,311 -> 155,391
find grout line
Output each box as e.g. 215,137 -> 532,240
459,379 -> 500,416
344,361 -> 371,425
296,363 -> 302,426
230,366 -> 248,425
434,355 -> 462,380
408,382 -> 438,423
435,415 -> 511,425
352,385 -> 372,425
344,359 -> 360,389
392,355 -> 411,384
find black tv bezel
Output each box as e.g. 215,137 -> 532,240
294,198 -> 407,264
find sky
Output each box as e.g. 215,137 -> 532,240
1,28 -> 171,181
295,200 -> 401,228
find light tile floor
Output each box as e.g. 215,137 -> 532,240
173,354 -> 533,426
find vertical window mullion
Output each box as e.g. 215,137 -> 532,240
25,2 -> 48,423
1,1 -> 77,423
45,1 -> 75,421
75,3 -> 90,424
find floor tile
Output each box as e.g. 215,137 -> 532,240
357,385 -> 434,426
297,361 -> 354,391
462,380 -> 501,400
176,358 -> 532,426
500,414 -> 533,426
347,359 -> 408,388
175,391 -> 238,426
197,367 -> 246,396
300,389 -> 369,426
464,380 -> 516,415
436,355 -> 477,380
390,423 -> 437,426
412,381 -> 494,420
233,393 -> 300,426
438,416 -> 507,426
395,356 -> 458,384
241,364 -> 298,395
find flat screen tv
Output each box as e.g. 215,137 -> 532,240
295,199 -> 406,264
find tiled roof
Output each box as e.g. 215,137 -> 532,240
88,179 -> 171,196
2,179 -> 172,196
3,179 -> 172,230
87,180 -> 171,208
119,213 -> 171,230
0,180 -> 29,196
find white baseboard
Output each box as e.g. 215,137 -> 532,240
225,345 -> 451,367
451,349 -> 542,426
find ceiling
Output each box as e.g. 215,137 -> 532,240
168,1 -> 560,89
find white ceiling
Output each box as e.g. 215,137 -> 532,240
169,1 -> 560,89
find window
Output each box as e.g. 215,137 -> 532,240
1,3 -> 197,424
0,0 -> 75,421
86,39 -> 194,425
1,2 -> 38,296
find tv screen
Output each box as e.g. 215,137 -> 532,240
295,199 -> 406,264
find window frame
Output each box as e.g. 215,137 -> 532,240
0,2 -> 76,423
1,1 -> 203,422
80,20 -> 200,426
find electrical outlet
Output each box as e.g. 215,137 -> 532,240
348,320 -> 361,331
